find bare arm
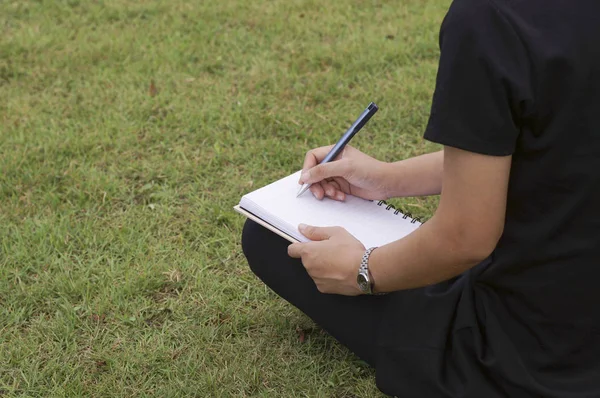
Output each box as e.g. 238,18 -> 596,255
370,146 -> 511,291
288,146 -> 511,295
297,147 -> 444,202
382,150 -> 444,198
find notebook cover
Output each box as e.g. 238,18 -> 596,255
234,205 -> 300,243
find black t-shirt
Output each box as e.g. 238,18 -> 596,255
375,0 -> 600,397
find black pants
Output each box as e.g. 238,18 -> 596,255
241,219 -> 390,367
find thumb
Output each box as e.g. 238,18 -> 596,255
300,160 -> 351,184
298,224 -> 338,241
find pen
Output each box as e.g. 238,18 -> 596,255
297,102 -> 379,197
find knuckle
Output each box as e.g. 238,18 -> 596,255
312,165 -> 323,178
303,245 -> 316,258
304,151 -> 316,165
298,245 -> 307,256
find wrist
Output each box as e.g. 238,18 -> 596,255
357,247 -> 378,294
368,247 -> 382,294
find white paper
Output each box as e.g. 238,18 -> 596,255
239,171 -> 420,247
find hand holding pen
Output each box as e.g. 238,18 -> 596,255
297,103 -> 390,201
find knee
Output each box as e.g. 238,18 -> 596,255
241,219 -> 259,257
241,219 -> 273,276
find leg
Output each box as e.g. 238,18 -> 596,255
242,219 -> 388,366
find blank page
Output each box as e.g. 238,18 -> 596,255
240,171 -> 420,248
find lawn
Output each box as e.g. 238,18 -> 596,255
1,0 -> 447,396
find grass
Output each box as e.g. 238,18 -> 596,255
0,0 -> 447,396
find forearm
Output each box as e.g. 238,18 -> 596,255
368,215 -> 490,292
366,147 -> 509,293
383,151 -> 443,198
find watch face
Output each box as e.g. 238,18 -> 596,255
357,273 -> 369,292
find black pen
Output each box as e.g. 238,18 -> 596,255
297,102 -> 379,197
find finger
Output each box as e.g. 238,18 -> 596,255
335,191 -> 346,201
301,145 -> 335,173
300,159 -> 352,185
328,180 -> 346,201
298,224 -> 343,241
287,243 -> 304,258
321,180 -> 337,198
329,179 -> 340,190
309,182 -> 325,200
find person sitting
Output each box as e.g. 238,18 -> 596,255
242,0 -> 600,396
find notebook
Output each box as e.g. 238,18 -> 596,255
235,171 -> 421,248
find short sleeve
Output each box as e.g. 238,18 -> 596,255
424,0 -> 531,156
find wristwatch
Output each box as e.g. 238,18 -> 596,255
357,247 -> 378,294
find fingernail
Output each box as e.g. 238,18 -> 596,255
298,223 -> 307,231
301,170 -> 310,181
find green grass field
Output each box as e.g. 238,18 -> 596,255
1,1 -> 447,396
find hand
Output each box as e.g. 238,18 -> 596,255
287,224 -> 366,296
299,145 -> 390,201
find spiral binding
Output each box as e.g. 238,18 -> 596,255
372,200 -> 422,224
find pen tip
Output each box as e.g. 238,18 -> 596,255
296,184 -> 308,197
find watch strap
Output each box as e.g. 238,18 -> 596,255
359,247 -> 378,294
